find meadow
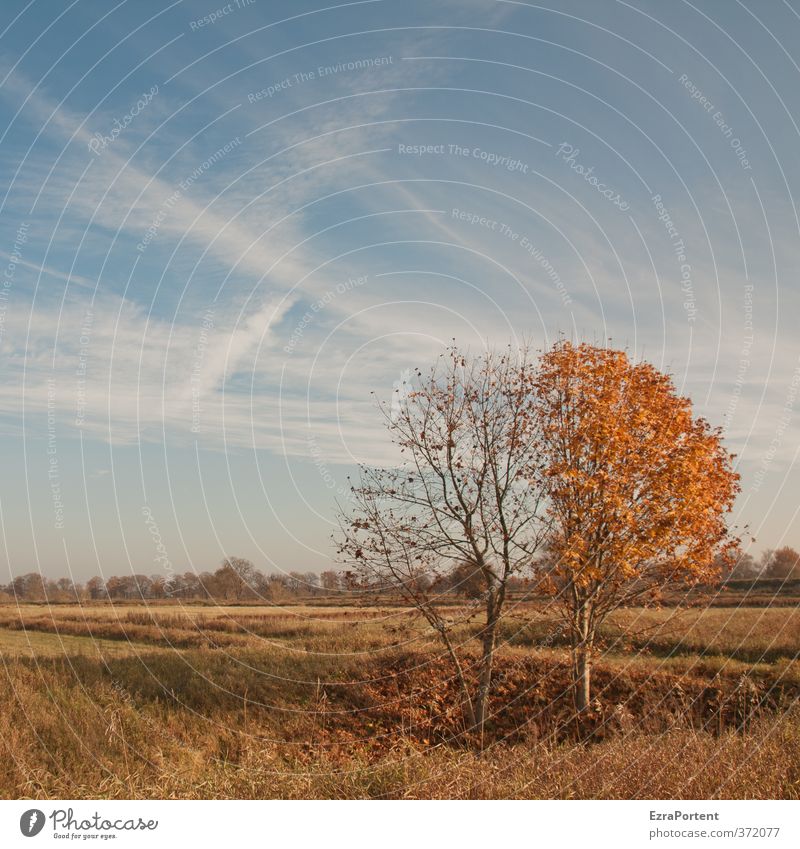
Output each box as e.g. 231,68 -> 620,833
1,597 -> 798,799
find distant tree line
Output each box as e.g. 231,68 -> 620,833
2,546 -> 798,604
719,546 -> 800,581
0,558 -> 353,603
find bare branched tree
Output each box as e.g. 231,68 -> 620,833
336,346 -> 549,744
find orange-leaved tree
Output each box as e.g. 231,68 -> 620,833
532,341 -> 740,714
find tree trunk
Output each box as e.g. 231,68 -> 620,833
460,688 -> 477,731
473,630 -> 495,741
473,592 -> 501,749
572,599 -> 594,715
574,644 -> 592,713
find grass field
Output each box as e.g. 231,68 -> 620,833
1,600 -> 798,799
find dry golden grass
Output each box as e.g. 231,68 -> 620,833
0,600 -> 797,799
600,605 -> 800,663
0,628 -> 161,658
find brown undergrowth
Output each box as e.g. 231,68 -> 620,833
1,644 -> 797,799
1,601 -> 797,799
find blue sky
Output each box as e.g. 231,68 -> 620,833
1,0 -> 799,579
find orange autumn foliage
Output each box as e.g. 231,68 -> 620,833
532,341 -> 741,711
535,341 -> 740,586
